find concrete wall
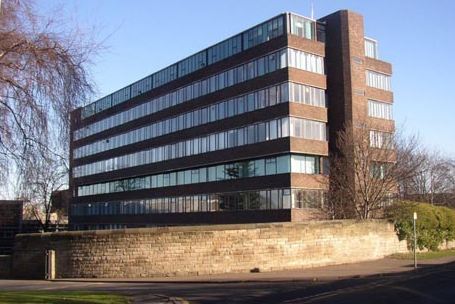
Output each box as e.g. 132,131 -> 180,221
0,255 -> 11,279
12,220 -> 408,279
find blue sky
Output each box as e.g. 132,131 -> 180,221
39,0 -> 455,156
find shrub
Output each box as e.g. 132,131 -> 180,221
439,207 -> 455,242
386,201 -> 455,251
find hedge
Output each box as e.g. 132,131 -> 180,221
386,201 -> 455,251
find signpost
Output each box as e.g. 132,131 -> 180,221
413,212 -> 417,269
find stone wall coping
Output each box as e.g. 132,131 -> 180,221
15,219 -> 391,239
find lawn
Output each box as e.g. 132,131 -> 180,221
0,291 -> 129,304
389,249 -> 455,260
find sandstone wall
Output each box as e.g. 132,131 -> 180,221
440,241 -> 455,251
12,220 -> 408,279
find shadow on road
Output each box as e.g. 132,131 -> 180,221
127,261 -> 455,304
1,261 -> 455,303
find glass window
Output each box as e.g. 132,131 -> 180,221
193,110 -> 200,126
225,163 -> 239,179
238,128 -> 245,146
305,156 -> 316,174
200,107 -> 208,124
269,86 -> 277,106
291,118 -> 301,137
249,192 -> 260,209
210,105 -> 217,122
243,15 -> 284,50
366,70 -> 391,91
254,159 -> 265,176
227,100 -> 235,117
75,188 -> 326,216
268,119 -> 277,140
270,190 -> 279,209
156,174 -> 163,188
290,14 -> 315,40
209,134 -> 216,151
169,172 -> 177,186
199,167 -> 207,183
163,173 -> 170,187
74,116 -> 289,179
247,93 -> 255,112
218,102 -> 226,119
287,48 -> 324,74
276,155 -> 290,174
365,38 -> 378,59
268,53 -> 277,72
368,99 -> 393,120
265,158 -> 277,175
217,132 -> 225,150
247,62 -> 255,79
74,52 -> 294,153
216,165 -> 225,180
177,171 -> 184,185
257,123 -> 266,142
247,125 -> 255,144
257,90 -> 266,108
237,97 -> 245,115
227,130 -> 236,148
209,76 -> 217,92
281,117 -> 289,137
191,169 -> 200,183
239,161 -> 254,177
208,166 -> 216,182
289,117 -> 326,141
370,130 -> 393,149
257,57 -> 265,76
184,170 -> 191,185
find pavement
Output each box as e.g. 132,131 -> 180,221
53,255 -> 455,283
1,256 -> 455,303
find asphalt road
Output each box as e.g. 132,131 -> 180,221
1,261 -> 455,303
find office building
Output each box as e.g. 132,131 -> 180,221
69,10 -> 393,230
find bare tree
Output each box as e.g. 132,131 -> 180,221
399,150 -> 455,206
0,0 -> 99,181
18,144 -> 67,231
327,122 -> 422,219
0,0 -> 102,227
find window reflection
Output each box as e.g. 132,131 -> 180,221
72,188 -> 325,217
77,154 -> 323,197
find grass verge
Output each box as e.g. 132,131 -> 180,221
0,291 -> 129,304
389,249 -> 455,260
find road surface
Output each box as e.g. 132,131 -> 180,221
1,258 -> 455,303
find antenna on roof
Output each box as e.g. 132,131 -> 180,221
311,1 -> 314,19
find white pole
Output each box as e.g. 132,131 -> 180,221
413,212 -> 417,269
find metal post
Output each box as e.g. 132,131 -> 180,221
413,212 -> 417,269
45,250 -> 55,280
